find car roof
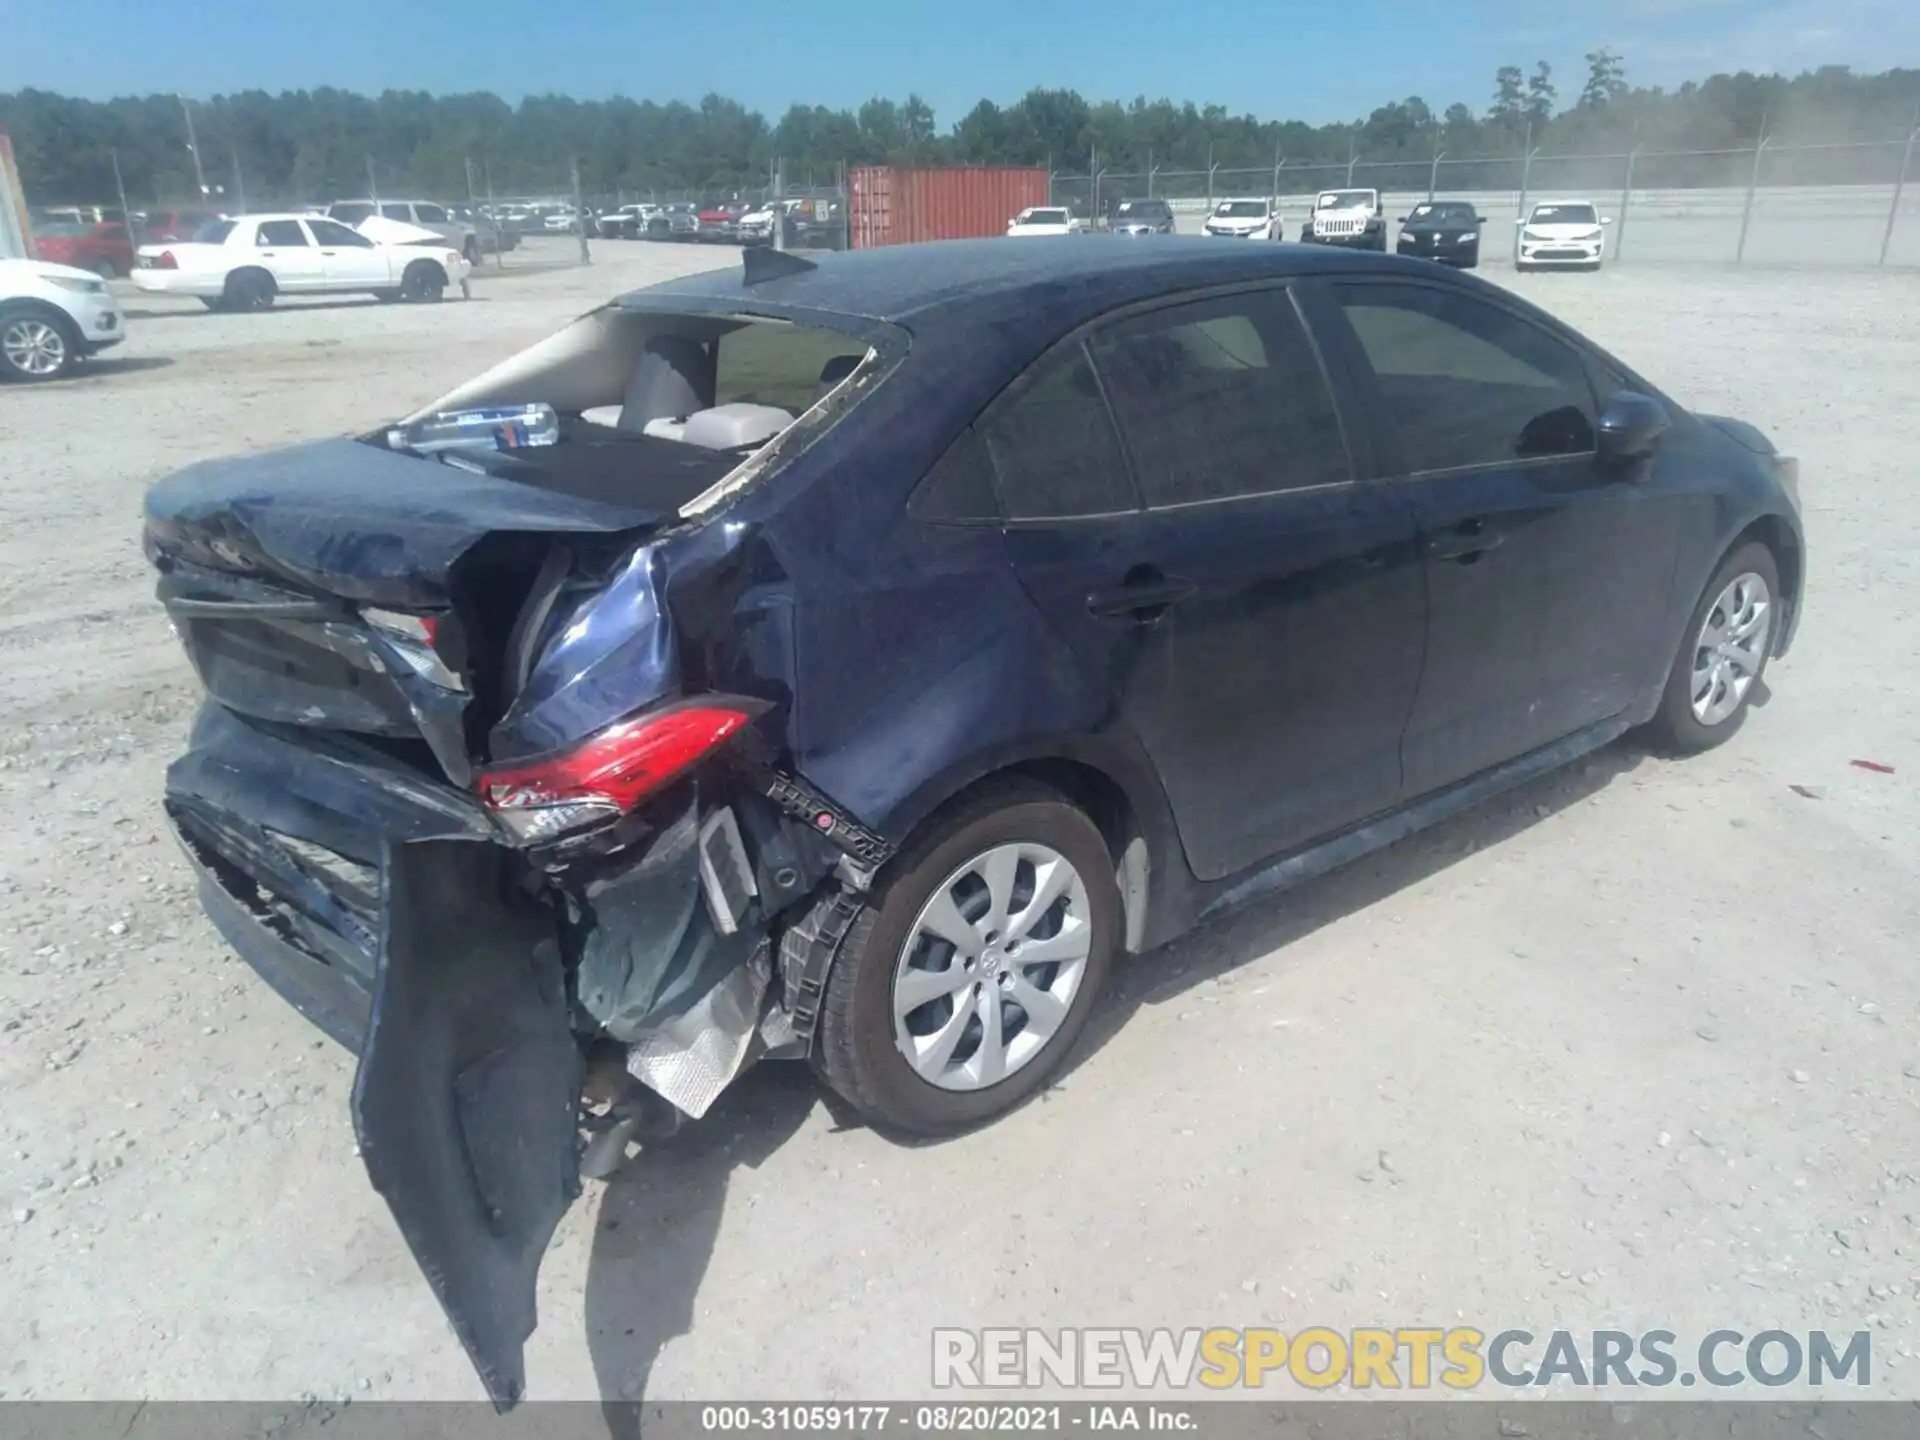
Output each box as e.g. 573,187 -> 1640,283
620,234 -> 1414,331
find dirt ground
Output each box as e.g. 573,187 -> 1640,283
0,235 -> 1915,1406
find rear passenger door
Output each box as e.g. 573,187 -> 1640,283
1321,279 -> 1678,796
252,219 -> 323,291
993,285 -> 1425,882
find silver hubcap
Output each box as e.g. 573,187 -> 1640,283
1690,571 -> 1772,725
892,842 -> 1092,1092
3,320 -> 66,376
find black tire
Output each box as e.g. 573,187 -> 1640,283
1645,541 -> 1781,753
400,260 -> 446,303
200,297 -> 226,312
222,268 -> 275,312
812,779 -> 1121,1137
373,289 -> 404,303
0,302 -> 81,382
463,238 -> 481,266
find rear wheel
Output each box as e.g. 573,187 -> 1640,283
222,268 -> 275,312
812,780 -> 1119,1136
0,304 -> 79,382
1646,541 -> 1780,753
373,288 -> 404,304
199,297 -> 225,312
400,260 -> 446,303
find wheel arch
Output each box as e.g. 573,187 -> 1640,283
1712,510 -> 1801,658
403,256 -> 450,285
868,735 -> 1190,955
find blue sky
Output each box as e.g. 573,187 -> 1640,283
1,0 -> 1913,124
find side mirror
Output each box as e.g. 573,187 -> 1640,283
1597,391 -> 1671,464
1514,217 -> 1527,226
1398,214 -> 1409,222
1476,217 -> 1487,225
1601,216 -> 1614,226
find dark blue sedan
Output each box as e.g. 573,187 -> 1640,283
144,236 -> 1805,1404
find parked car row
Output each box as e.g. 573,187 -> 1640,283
1022,191 -> 1613,271
131,212 -> 473,311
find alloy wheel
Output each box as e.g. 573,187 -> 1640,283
891,842 -> 1093,1092
2,318 -> 68,378
1690,571 -> 1772,725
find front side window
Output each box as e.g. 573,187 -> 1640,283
307,219 -> 375,248
380,203 -> 413,222
1088,289 -> 1350,507
415,204 -> 450,224
329,202 -> 375,225
255,220 -> 309,247
980,347 -> 1134,520
1335,282 -> 1598,473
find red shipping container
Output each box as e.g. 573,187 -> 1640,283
846,165 -> 1051,249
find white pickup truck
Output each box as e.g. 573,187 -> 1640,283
1299,189 -> 1388,250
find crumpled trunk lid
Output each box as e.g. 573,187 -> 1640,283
144,437 -> 672,783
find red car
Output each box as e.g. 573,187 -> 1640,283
138,210 -> 220,244
33,221 -> 137,279
695,201 -> 750,242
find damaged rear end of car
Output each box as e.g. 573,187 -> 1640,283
146,287 -> 907,1405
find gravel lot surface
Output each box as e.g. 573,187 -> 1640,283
0,234 -> 1915,1406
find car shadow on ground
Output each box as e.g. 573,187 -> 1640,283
575,735 -> 1652,1420
583,1060 -> 817,1431
1064,736 -> 1653,1082
68,355 -> 175,379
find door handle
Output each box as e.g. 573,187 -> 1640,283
1086,574 -> 1197,621
320,250 -> 337,255
1426,519 -> 1504,563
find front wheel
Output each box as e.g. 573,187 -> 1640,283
0,305 -> 78,382
812,781 -> 1120,1136
400,261 -> 446,303
1645,541 -> 1781,752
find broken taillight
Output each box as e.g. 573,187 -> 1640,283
477,704 -> 753,845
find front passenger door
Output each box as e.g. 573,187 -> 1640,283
305,218 -> 393,290
1324,280 -> 1679,797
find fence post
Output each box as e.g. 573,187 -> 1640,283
1274,155 -> 1285,204
1428,148 -> 1444,201
1206,143 -> 1214,211
1148,163 -> 1159,198
110,150 -> 133,239
1880,106 -> 1919,268
485,160 -> 502,269
571,156 -> 590,264
773,156 -> 787,253
1615,145 -> 1638,263
1736,127 -> 1769,264
366,156 -> 380,211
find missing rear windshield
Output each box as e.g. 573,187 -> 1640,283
378,307 -> 901,513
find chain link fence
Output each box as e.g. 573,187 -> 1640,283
1050,131 -> 1920,267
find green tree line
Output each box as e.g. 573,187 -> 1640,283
4,55 -> 1916,207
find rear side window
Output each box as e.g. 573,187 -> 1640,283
328,202 -> 375,225
194,220 -> 237,244
980,346 -> 1135,520
380,203 -> 413,222
910,429 -> 1001,523
1087,289 -> 1350,506
415,204 -> 450,224
1335,283 -> 1597,473
255,221 -> 308,247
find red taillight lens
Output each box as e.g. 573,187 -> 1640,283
156,250 -> 178,270
478,704 -> 752,845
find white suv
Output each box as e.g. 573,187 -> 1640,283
1300,189 -> 1386,249
0,257 -> 127,382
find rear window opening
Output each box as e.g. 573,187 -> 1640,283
375,306 -> 899,513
